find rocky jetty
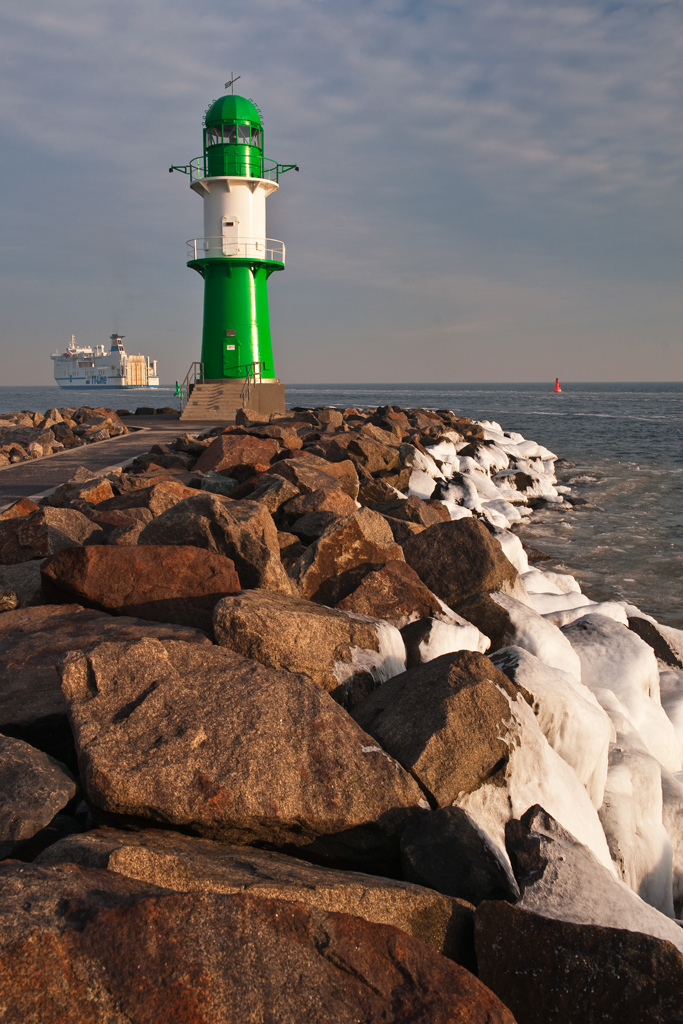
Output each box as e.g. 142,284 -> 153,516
0,403 -> 681,1022
0,406 -> 129,465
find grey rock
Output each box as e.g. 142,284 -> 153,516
506,805 -> 683,951
0,735 -> 76,858
0,561 -> 43,607
401,806 -> 517,905
60,638 -> 427,869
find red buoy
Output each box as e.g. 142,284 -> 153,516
554,378 -> 562,392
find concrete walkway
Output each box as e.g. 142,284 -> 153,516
0,416 -> 220,508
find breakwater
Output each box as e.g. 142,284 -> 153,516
0,402 -> 681,1022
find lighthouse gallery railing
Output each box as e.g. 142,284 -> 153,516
186,237 -> 285,263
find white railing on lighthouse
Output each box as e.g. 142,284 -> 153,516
186,237 -> 285,263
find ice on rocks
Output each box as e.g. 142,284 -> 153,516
414,619 -> 490,662
333,616 -> 407,688
493,530 -> 529,575
455,690 -> 615,884
407,469 -> 437,500
521,569 -> 581,596
544,601 -> 630,629
490,646 -> 611,809
659,666 -> 683,767
599,735 -> 675,917
563,615 -> 680,773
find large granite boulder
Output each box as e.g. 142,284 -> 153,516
192,432 -> 280,478
41,545 -> 240,634
372,495 -> 447,528
475,899 -> 683,1024
0,736 -> 76,858
0,862 -> 514,1024
37,826 -> 475,965
290,508 -> 404,604
352,651 -> 526,807
60,638 -> 427,869
0,605 -> 210,768
0,561 -> 43,607
336,559 -> 444,626
402,519 -> 521,607
97,478 -> 198,516
0,508 -> 105,565
138,493 -> 292,594
270,454 -> 359,499
281,486 -> 358,525
45,475 -> 115,508
213,589 -> 405,708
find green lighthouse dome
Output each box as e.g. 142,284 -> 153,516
204,94 -> 263,178
205,94 -> 262,129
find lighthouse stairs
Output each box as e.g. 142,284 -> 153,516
180,379 -> 285,423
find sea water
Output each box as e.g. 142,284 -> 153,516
0,382 -> 681,628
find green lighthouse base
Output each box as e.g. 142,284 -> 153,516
188,257 -> 283,381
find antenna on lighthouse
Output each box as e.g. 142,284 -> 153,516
225,73 -> 241,94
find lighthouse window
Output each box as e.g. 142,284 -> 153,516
222,125 -> 237,144
207,126 -> 222,147
237,125 -> 251,145
251,129 -> 261,147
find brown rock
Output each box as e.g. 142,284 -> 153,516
246,472 -> 300,513
358,477 -> 405,505
38,826 -> 475,965
0,497 -> 41,520
45,476 -> 115,508
138,493 -> 292,594
0,862 -> 514,1024
0,735 -> 76,858
41,545 -> 240,634
360,422 -> 400,445
97,478 -> 198,517
193,433 -> 280,479
331,437 -> 401,475
402,518 -> 519,607
316,407 -> 343,430
475,899 -> 683,1024
352,650 -> 525,807
336,559 -> 443,626
290,507 -> 405,604
214,589 -> 405,708
61,638 -> 425,866
628,615 -> 683,670
270,454 -> 359,499
282,486 -> 358,524
0,507 -> 105,565
373,494 -> 446,528
277,531 -> 306,564
291,510 -> 341,540
0,604 -> 210,769
383,515 -> 426,545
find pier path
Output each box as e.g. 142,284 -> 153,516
0,416 -> 219,509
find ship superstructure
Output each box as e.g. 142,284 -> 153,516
52,335 -> 160,389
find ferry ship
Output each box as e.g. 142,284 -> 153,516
52,335 -> 160,390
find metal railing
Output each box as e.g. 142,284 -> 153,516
240,361 -> 265,406
186,237 -> 285,264
178,361 -> 204,411
169,156 -> 298,184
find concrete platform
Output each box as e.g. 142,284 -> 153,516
0,415 -> 221,508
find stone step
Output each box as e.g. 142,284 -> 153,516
180,380 -> 286,423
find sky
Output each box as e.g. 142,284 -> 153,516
1,0 -> 682,385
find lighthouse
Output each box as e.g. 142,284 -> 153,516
170,83 -> 297,419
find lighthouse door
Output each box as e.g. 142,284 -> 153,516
222,216 -> 239,257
